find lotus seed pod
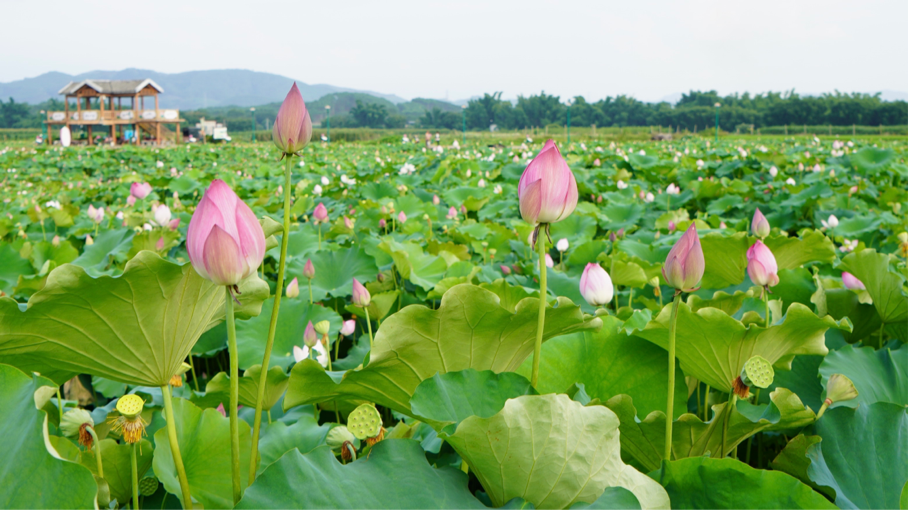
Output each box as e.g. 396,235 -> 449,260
61,408 -> 94,438
326,425 -> 356,450
116,394 -> 145,418
110,394 -> 148,444
825,374 -> 858,404
740,356 -> 774,389
138,477 -> 159,497
347,403 -> 382,440
314,320 -> 331,336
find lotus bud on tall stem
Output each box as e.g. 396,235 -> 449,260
664,290 -> 682,460
531,228 -> 549,388
353,278 -> 374,349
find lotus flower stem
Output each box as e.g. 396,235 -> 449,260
663,291 -> 682,461
531,231 -> 548,388
702,384 -> 710,420
317,225 -> 322,250
188,355 -> 200,392
160,385 -> 192,507
721,393 -> 738,458
85,426 -> 103,478
249,156 -> 293,485
225,287 -> 242,503
131,441 -> 140,510
628,288 -> 634,309
56,387 -> 63,423
364,307 -> 374,350
308,279 -> 313,303
763,288 -> 770,327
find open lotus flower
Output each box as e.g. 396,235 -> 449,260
272,83 -> 313,155
752,208 -> 770,238
747,240 -> 779,287
186,179 -> 266,286
518,139 -> 578,225
821,214 -> 838,229
580,263 -> 614,307
662,224 -> 704,292
87,204 -> 104,223
841,271 -> 865,290
293,342 -> 328,367
131,182 -> 152,200
446,207 -> 458,220
154,204 -> 172,226
127,195 -> 137,207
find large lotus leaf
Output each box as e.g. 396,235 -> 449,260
515,316 -> 687,420
770,435 -> 836,499
699,232 -> 750,289
651,456 -> 837,509
605,388 -> 815,472
409,369 -> 536,433
807,403 -> 908,509
284,284 -> 601,415
236,295 -> 342,370
205,364 -> 290,410
80,439 -> 153,505
0,364 -> 98,508
70,227 -> 135,276
256,415 -> 331,475
440,394 -> 669,510
0,243 -> 34,294
819,286 -> 883,343
380,239 -> 448,291
687,288 -> 755,315
764,230 -> 837,270
570,488 -> 641,509
153,397 -> 252,509
237,439 -> 486,509
633,301 -> 848,392
0,251 -> 268,387
850,147 -> 896,173
609,259 -> 648,288
549,214 -> 599,246
286,246 -> 379,302
818,344 -> 908,409
838,249 -> 908,325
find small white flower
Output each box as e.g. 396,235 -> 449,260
769,166 -> 778,177
696,159 -> 705,168
644,192 -> 655,203
466,169 -> 472,178
786,177 -> 797,186
493,185 -> 502,194
293,342 -> 328,367
321,176 -> 329,185
616,180 -> 628,190
638,149 -> 646,156
156,161 -> 164,168
821,214 -> 839,229
478,178 -> 486,188
556,238 -> 569,252
666,183 -> 680,195
45,200 -> 61,209
313,184 -> 323,196
812,164 -> 822,173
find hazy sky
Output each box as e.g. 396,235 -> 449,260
2,0 -> 906,102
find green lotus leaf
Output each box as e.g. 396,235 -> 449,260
286,246 -> 379,302
440,393 -> 669,509
838,248 -> 908,325
0,364 -> 98,508
344,289 -> 401,321
850,147 -> 896,173
205,364 -> 290,411
770,434 -> 836,499
699,231 -> 750,289
237,439 -> 487,509
379,238 -> 448,291
818,344 -> 908,409
569,487 -> 641,509
236,296 -> 342,371
816,284 -> 882,344
409,369 -> 537,433
687,288 -> 755,315
479,278 -> 539,313
609,259 -> 648,288
0,243 -> 34,295
764,230 -> 837,270
152,397 -> 252,509
0,251 -> 269,387
605,387 -> 815,472
284,283 -> 601,416
633,301 -> 849,392
256,416 -> 331,475
807,402 -> 908,509
651,456 -> 837,509
516,316 -> 687,420
70,228 -> 136,276
80,439 -> 153,505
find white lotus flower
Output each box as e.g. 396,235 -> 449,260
821,214 -> 839,229
321,176 -> 329,185
313,184 -> 323,196
769,166 -> 778,177
154,204 -> 171,226
617,180 -> 628,190
786,177 -> 797,186
293,342 -> 328,367
556,238 -> 569,252
644,192 -> 655,203
666,183 -> 680,195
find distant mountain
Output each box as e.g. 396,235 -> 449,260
0,69 -> 407,109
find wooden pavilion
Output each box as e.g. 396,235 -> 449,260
46,79 -> 182,146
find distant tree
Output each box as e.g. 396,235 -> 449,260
0,98 -> 30,128
350,100 -> 388,128
516,92 -> 564,128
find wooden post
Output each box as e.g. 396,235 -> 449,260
111,125 -> 116,146
156,123 -> 161,146
87,125 -> 93,146
47,125 -> 53,145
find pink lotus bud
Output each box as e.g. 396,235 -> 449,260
398,211 -> 407,224
500,265 -> 512,275
340,320 -> 356,336
186,179 -> 266,286
433,195 -> 440,205
594,158 -> 601,166
313,203 -> 328,224
344,216 -> 354,229
155,236 -> 165,251
447,207 -> 457,220
87,204 -> 105,223
52,235 -> 61,247
580,262 -> 614,306
544,253 -> 554,268
352,278 -> 371,307
154,204 -> 172,226
130,182 -> 152,200
841,271 -> 865,290
746,240 -> 779,287
379,219 -> 387,229
609,232 -> 617,243
286,277 -> 300,298
303,321 -> 318,347
616,228 -> 625,238
85,235 -> 94,246
303,259 -> 315,279
668,221 -> 676,233
849,186 -> 858,195
518,139 -> 578,225
127,195 -> 136,207
272,83 -> 313,155
752,208 -> 770,239
662,224 -> 705,292
169,218 -> 181,230
216,403 -> 226,417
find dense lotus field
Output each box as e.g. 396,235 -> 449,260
0,126 -> 906,510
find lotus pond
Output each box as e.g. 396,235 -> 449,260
0,135 -> 906,510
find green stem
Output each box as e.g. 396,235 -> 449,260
56,387 -> 64,423
85,426 -> 103,478
188,355 -> 200,392
318,224 -> 322,250
131,441 -> 140,510
308,279 -> 313,303
721,393 -> 738,458
225,288 -> 241,504
763,287 -> 770,327
816,400 -> 830,420
364,307 -> 374,350
628,287 -> 634,309
664,291 -> 682,461
249,155 -> 293,485
334,333 -> 341,360
703,384 -> 710,420
877,323 -> 885,349
161,385 -> 193,508
531,229 -> 548,388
